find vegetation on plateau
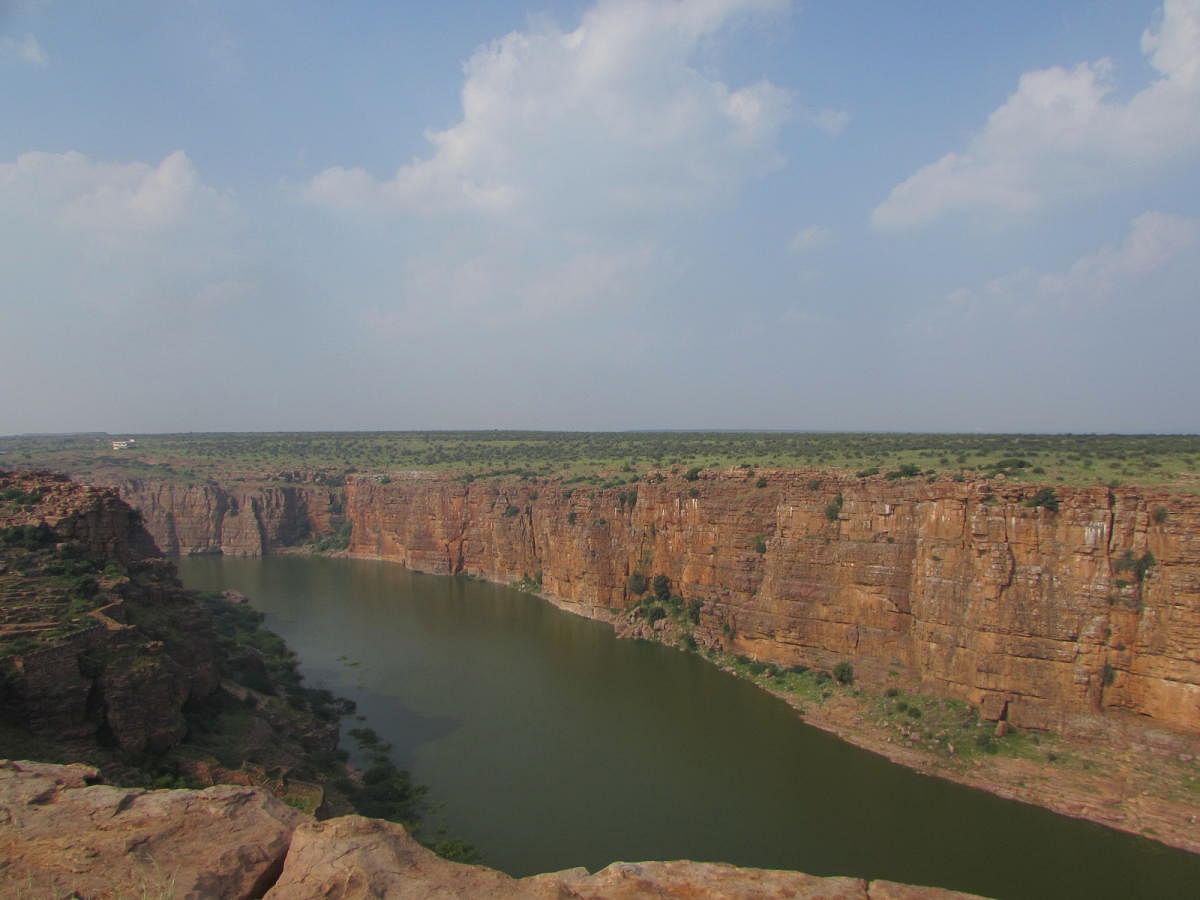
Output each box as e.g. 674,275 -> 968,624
3,431 -> 1199,491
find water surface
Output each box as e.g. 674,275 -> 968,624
179,555 -> 1200,899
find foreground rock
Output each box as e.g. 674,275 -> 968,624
0,760 -> 301,899
1,761 -> 982,899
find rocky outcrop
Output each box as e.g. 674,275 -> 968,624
0,760 -> 301,899
0,761 -> 983,900
269,814 -> 979,899
1,472 -> 221,753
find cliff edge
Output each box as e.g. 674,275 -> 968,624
0,760 -> 983,900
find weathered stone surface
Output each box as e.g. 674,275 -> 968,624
0,763 -> 983,900
0,473 -> 220,754
113,477 -> 340,556
267,814 -> 980,899
0,759 -> 302,900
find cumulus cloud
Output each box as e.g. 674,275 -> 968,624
788,224 -> 831,253
1,32 -> 46,65
944,211 -> 1200,314
301,0 -> 813,332
2,150 -> 219,232
873,0 -> 1200,229
304,0 -> 793,218
0,149 -> 247,311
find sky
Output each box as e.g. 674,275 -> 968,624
2,0 -> 1199,434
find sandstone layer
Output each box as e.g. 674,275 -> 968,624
114,476 -> 342,556
0,760 -> 982,900
107,470 -> 1200,737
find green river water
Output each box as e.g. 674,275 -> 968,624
177,555 -> 1200,899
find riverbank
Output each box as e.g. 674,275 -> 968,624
359,552 -> 1200,856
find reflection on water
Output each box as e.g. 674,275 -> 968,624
179,555 -> 1200,900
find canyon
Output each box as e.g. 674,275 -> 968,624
0,471 -> 990,897
112,469 -> 1200,738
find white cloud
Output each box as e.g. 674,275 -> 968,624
788,224 -> 831,253
304,0 -> 793,218
1,150 -> 224,231
0,150 -> 247,312
302,0 -> 812,329
806,108 -> 849,136
1,32 -> 47,66
944,211 -> 1200,314
873,0 -> 1200,229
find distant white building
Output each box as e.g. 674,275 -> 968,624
111,438 -> 136,450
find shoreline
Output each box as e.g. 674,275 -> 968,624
326,548 -> 1200,857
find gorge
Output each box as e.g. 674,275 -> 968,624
5,461 -> 1200,897
114,469 -> 1200,739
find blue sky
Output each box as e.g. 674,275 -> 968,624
3,0 -> 1198,433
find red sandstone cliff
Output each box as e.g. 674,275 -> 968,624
111,477 -> 342,556
94,469 -> 1199,737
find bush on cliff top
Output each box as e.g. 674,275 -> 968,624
1024,488 -> 1059,512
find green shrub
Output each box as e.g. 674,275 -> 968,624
1152,506 -> 1168,524
1025,488 -> 1059,512
856,467 -> 879,478
833,661 -> 854,684
502,504 -> 520,518
628,572 -> 648,595
687,598 -> 702,624
975,732 -> 999,754
567,511 -> 577,525
1115,550 -> 1155,583
885,464 -> 921,480
432,839 -> 480,863
753,536 -> 767,554
684,467 -> 701,482
652,574 -> 671,602
824,493 -> 844,522
755,477 -> 768,489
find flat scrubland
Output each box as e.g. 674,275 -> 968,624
3,431 -> 1199,491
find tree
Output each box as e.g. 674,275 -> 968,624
652,574 -> 671,602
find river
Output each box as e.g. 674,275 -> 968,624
178,555 -> 1200,899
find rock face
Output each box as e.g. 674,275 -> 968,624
268,814 -> 979,899
95,470 -> 1200,736
0,760 -> 301,900
0,761 -> 982,900
112,477 -> 342,556
0,472 -> 220,754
